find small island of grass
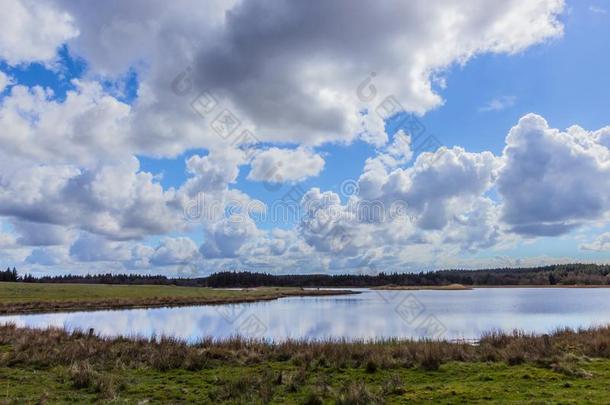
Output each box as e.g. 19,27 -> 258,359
372,283 -> 472,291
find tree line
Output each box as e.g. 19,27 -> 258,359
3,263 -> 610,287
0,267 -> 18,282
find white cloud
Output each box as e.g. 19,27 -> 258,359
248,148 -> 325,183
10,1 -> 610,274
0,0 -> 79,65
497,114 -> 610,236
358,146 -> 499,231
200,216 -> 260,259
26,246 -> 70,266
365,130 -> 414,173
0,70 -> 13,93
69,233 -> 133,262
589,5 -> 607,14
183,149 -> 244,193
0,82 -> 132,166
151,237 -> 200,266
32,0 -> 564,150
581,232 -> 610,251
296,113 -> 610,265
0,157 -> 184,240
479,96 -> 517,112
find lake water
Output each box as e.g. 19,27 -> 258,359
2,288 -> 610,342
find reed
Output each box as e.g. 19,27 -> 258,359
3,323 -> 610,371
5,323 -> 610,403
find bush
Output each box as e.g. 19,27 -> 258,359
419,342 -> 442,371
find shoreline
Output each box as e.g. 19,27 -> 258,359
471,284 -> 610,288
0,285 -> 358,316
373,284 -> 610,290
372,283 -> 472,291
3,282 -> 610,316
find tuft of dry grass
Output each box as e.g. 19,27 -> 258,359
69,360 -> 96,389
334,381 -> 383,405
68,360 -> 120,399
418,341 -> 444,371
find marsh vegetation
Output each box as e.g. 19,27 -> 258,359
3,324 -> 610,403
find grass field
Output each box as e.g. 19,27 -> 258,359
0,282 -> 355,314
5,358 -> 610,404
2,324 -> 610,403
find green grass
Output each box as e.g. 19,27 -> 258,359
0,282 -> 354,314
0,282 -> 280,303
3,324 -> 610,403
3,359 -> 610,403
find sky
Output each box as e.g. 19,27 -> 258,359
0,0 -> 610,276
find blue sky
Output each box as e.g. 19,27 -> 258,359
426,2 -> 610,153
0,0 -> 609,275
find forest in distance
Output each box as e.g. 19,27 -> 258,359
3,263 -> 610,288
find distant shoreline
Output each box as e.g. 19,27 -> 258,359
372,283 -> 472,290
472,284 -> 610,288
372,284 -> 610,290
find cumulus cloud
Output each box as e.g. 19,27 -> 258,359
69,233 -> 133,262
13,220 -> 73,246
248,148 -> 325,183
367,130 -> 414,172
200,216 -> 260,259
581,233 -> 610,251
358,145 -> 499,231
292,115 -> 610,266
150,237 -> 200,266
0,157 -> 183,240
9,0 -> 610,274
497,114 -> 610,236
182,149 -> 244,194
0,0 -> 79,65
186,0 -> 564,145
0,70 -> 13,93
0,82 -> 132,166
22,0 -> 563,152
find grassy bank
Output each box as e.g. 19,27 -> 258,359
0,282 -> 356,315
2,324 -> 610,403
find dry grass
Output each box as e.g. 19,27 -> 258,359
3,323 -> 610,373
68,360 -> 123,399
5,324 -> 610,403
335,381 -> 384,405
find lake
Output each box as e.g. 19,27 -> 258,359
2,287 -> 610,342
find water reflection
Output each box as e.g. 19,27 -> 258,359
2,288 -> 610,342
